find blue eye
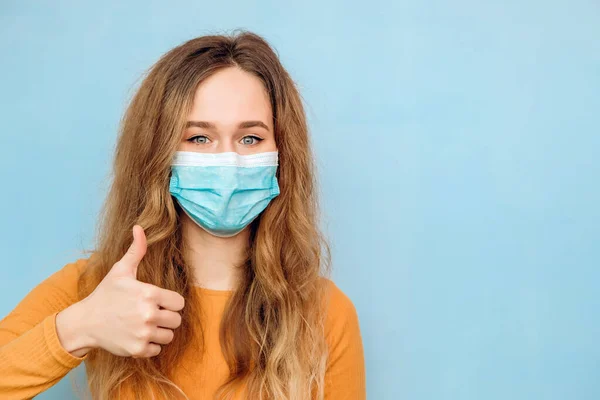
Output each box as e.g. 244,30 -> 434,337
241,135 -> 263,145
189,135 -> 209,144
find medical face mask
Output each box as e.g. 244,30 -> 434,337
169,151 -> 280,237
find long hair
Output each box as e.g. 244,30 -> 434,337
77,30 -> 331,400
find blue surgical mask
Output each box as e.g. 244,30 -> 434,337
169,151 -> 280,237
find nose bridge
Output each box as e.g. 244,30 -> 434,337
215,124 -> 236,153
217,140 -> 235,153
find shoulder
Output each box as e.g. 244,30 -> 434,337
49,257 -> 90,282
319,277 -> 361,338
18,256 -> 93,312
318,277 -> 365,381
0,256 -> 93,337
42,256 -> 91,298
23,257 -> 90,308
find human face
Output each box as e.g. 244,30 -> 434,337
179,66 -> 277,155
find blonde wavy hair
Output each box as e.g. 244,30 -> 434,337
77,30 -> 331,400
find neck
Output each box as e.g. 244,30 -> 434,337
181,213 -> 249,291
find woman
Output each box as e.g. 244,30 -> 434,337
0,31 -> 365,400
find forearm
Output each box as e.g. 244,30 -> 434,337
0,312 -> 87,398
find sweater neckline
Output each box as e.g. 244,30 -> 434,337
193,285 -> 234,297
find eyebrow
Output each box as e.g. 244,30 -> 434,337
185,120 -> 270,131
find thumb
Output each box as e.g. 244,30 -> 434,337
114,225 -> 147,278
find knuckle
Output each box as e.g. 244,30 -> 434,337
112,276 -> 125,288
142,308 -> 156,323
114,276 -> 133,291
137,327 -> 152,341
131,343 -> 146,357
142,287 -> 155,301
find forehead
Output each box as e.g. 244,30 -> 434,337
188,67 -> 273,128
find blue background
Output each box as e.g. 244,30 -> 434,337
1,1 -> 599,399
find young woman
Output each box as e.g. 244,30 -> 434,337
0,31 -> 365,400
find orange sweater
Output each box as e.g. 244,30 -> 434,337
0,258 -> 366,399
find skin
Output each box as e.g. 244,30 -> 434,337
179,66 -> 277,291
55,66 -> 276,358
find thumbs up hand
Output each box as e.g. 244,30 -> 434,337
56,225 -> 185,358
107,224 -> 148,280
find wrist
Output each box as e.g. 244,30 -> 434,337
56,300 -> 97,357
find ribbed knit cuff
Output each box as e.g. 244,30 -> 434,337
43,312 -> 87,368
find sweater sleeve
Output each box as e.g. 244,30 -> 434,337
323,279 -> 367,400
0,258 -> 89,400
